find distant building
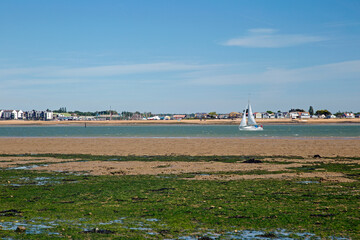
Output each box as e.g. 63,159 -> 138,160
218,114 -> 230,119
195,113 -> 208,119
1,110 -> 24,120
25,110 -> 53,121
289,112 -> 299,119
299,112 -> 311,119
275,112 -> 286,118
343,113 -> 355,118
262,112 -> 275,119
254,112 -> 262,119
229,112 -> 240,119
173,114 -> 186,120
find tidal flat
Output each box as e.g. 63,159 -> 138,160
0,154 -> 359,239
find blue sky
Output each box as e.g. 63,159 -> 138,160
1,0 -> 360,113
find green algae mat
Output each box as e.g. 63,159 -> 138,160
0,155 -> 359,239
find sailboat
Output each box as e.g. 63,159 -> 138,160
239,102 -> 263,131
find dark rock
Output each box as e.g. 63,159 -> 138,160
256,232 -> 277,238
228,215 -> 250,219
198,237 -> 213,240
15,226 -> 26,233
313,154 -> 321,158
310,213 -> 335,217
243,158 -> 262,163
159,229 -> 170,235
0,209 -> 23,217
150,187 -> 176,192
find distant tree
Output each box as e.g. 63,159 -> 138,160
277,110 -> 281,113
208,112 -> 217,118
289,108 -> 305,112
266,110 -> 274,114
308,106 -> 314,115
334,111 -> 344,118
55,107 -> 67,113
315,109 -> 332,116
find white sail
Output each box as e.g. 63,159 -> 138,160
247,103 -> 257,126
239,110 -> 247,127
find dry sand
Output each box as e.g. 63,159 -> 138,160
1,118 -> 360,126
0,138 -> 359,157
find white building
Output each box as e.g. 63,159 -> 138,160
343,113 -> 355,118
275,112 -> 286,118
44,111 -> 53,120
299,112 -> 311,119
289,112 -> 299,119
1,110 -> 23,119
254,112 -> 262,119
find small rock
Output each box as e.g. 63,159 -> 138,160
243,158 -> 262,163
15,226 -> 26,233
313,154 -> 321,158
198,237 -> 213,240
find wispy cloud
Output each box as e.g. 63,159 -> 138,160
0,62 -> 223,88
223,29 -> 326,48
0,62 -> 221,79
188,60 -> 360,85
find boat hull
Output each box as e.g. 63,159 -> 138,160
239,125 -> 263,131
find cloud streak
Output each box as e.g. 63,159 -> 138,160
223,29 -> 326,48
0,62 -> 220,79
188,60 -> 360,85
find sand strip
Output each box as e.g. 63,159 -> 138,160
0,138 -> 359,157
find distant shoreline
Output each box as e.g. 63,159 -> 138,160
0,118 -> 359,126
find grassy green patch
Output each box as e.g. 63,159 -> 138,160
0,167 -> 359,239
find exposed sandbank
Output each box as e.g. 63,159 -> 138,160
0,138 -> 358,157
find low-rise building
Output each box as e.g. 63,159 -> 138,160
173,114 -> 186,120
254,112 -> 262,119
1,110 -> 24,120
229,112 -> 240,119
25,110 -> 53,120
195,113 -> 208,119
299,112 -> 311,119
262,112 -> 275,119
289,112 -> 299,119
218,114 -> 230,119
343,113 -> 355,118
275,112 -> 286,118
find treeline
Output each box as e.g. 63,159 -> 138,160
54,108 -> 118,116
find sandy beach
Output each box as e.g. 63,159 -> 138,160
0,138 -> 359,157
0,118 -> 359,126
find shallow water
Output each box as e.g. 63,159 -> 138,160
0,125 -> 359,138
0,217 -> 350,239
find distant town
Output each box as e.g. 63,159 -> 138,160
0,107 -> 359,121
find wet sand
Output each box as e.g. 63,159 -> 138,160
0,138 -> 359,157
0,155 -> 355,182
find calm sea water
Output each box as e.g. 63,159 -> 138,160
0,125 -> 359,138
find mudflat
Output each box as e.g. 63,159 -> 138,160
0,137 -> 359,157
